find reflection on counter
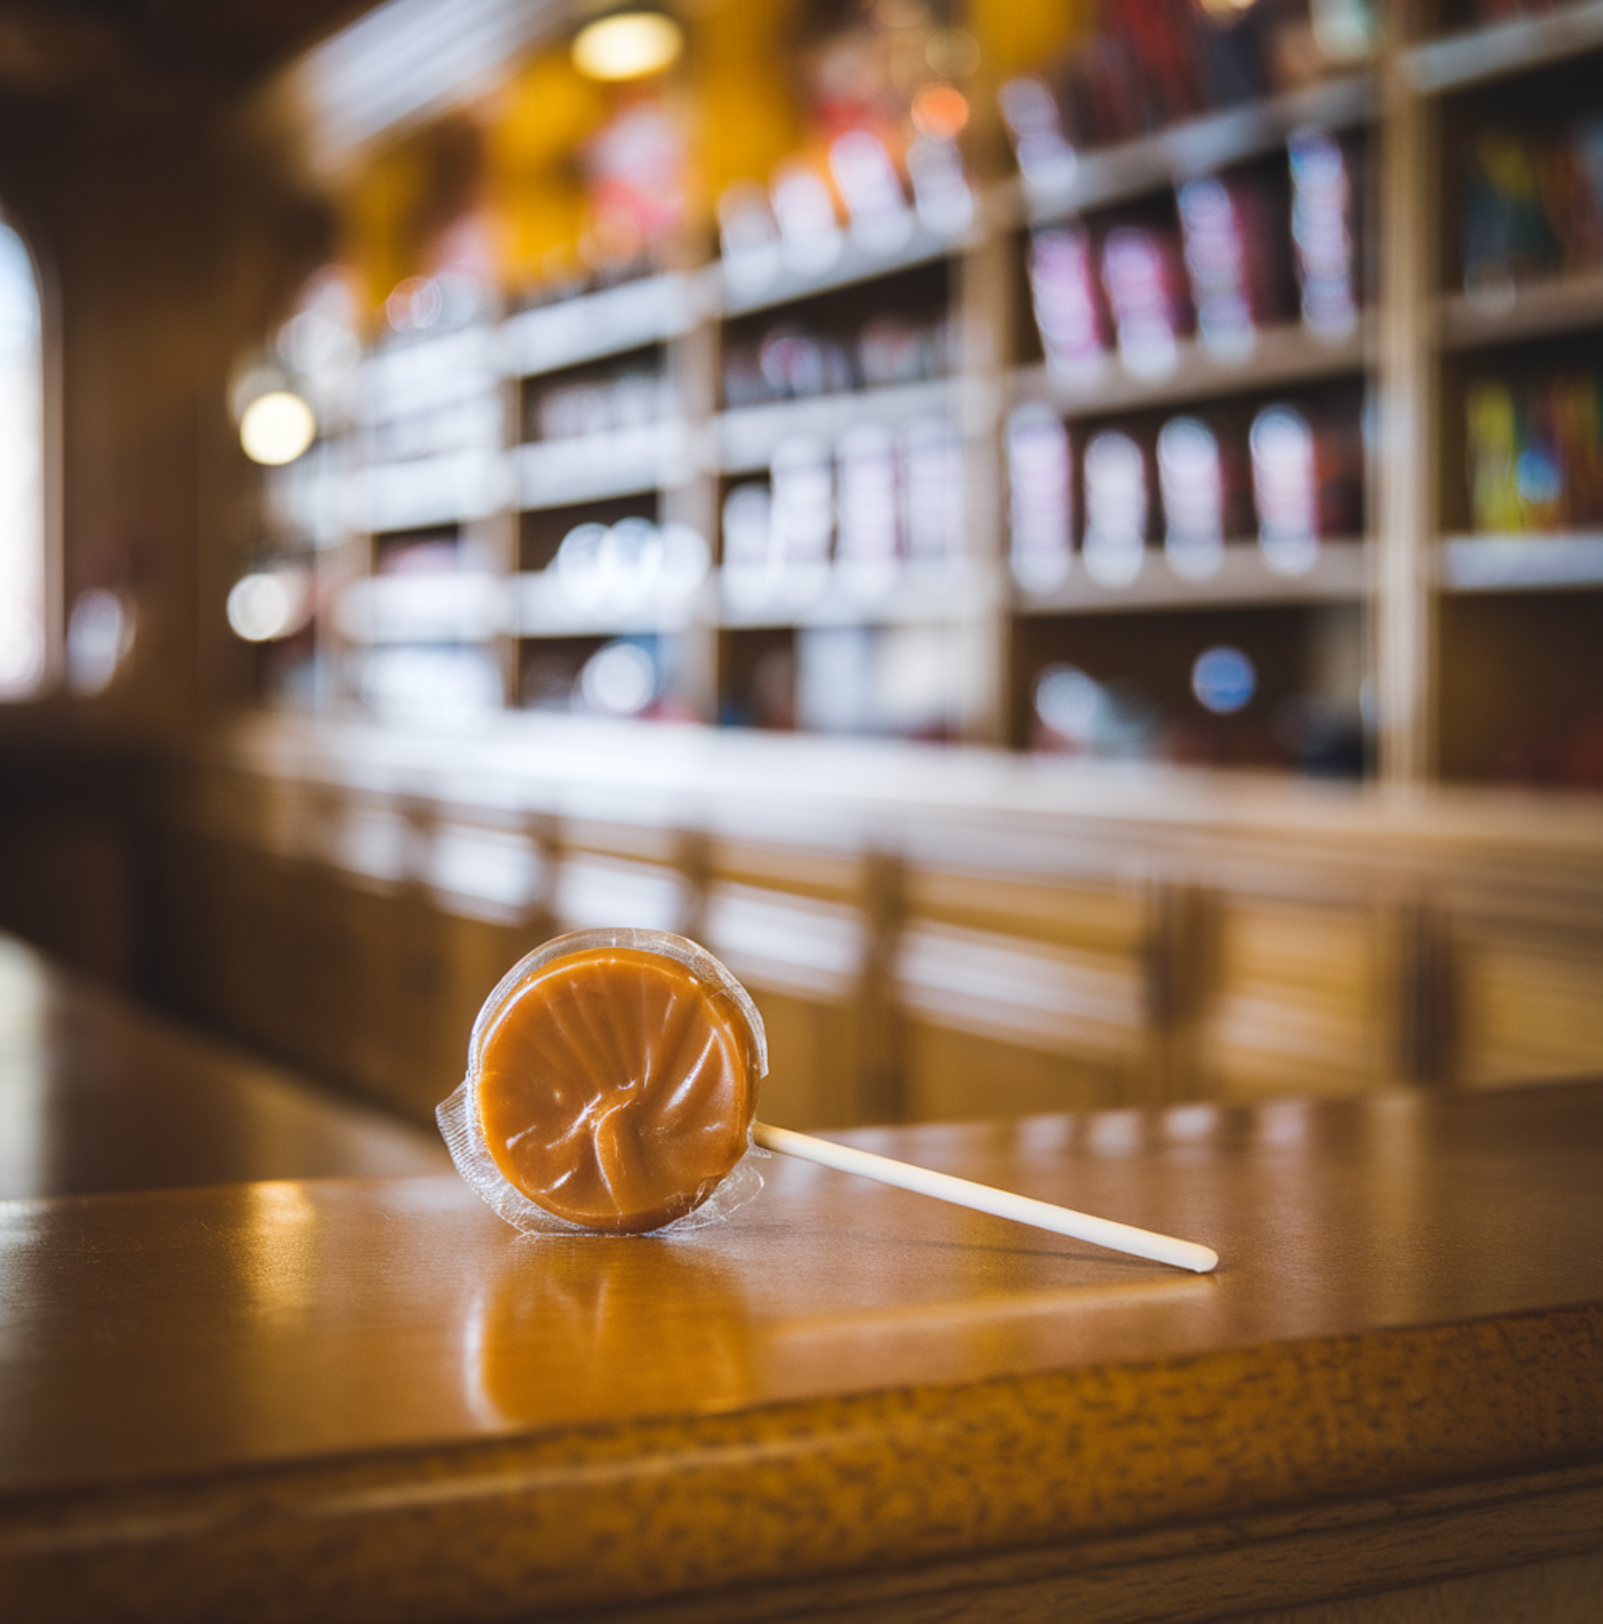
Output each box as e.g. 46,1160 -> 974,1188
474,1239 -> 755,1429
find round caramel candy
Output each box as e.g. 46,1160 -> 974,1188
474,941 -> 761,1233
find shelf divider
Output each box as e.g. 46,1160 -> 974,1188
1373,49 -> 1439,787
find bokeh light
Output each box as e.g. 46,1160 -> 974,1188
912,84 -> 969,142
240,391 -> 316,466
1192,646 -> 1256,714
580,641 -> 657,715
65,590 -> 134,696
227,571 -> 310,643
572,12 -> 683,82
1035,663 -> 1101,745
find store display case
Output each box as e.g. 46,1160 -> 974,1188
14,0 -> 1581,1145
232,0 -> 1603,793
1411,2 -> 1603,787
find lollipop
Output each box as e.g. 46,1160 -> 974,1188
439,928 -> 1217,1272
472,937 -> 759,1233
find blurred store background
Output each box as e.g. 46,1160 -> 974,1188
0,0 -> 1600,1134
227,0 -> 1385,767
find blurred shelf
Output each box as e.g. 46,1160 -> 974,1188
718,558 -> 994,629
1405,0 -> 1603,94
1010,319 -> 1370,419
513,422 -> 692,509
1438,270 -> 1603,350
513,572 -> 703,638
350,451 -> 511,532
716,220 -> 966,321
334,573 -> 507,644
1013,539 -> 1368,616
1439,533 -> 1603,592
499,274 -> 697,379
718,379 -> 957,474
355,329 -> 499,425
1011,72 -> 1375,227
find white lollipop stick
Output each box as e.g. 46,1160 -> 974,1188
752,1122 -> 1218,1273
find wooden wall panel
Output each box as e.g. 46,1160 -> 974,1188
134,740 -> 1603,1131
1454,935 -> 1603,1088
904,1022 -> 1122,1123
901,866 -> 1157,1113
1197,897 -> 1394,1101
745,988 -> 857,1131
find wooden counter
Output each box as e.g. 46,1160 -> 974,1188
0,930 -> 448,1199
146,713 -> 1603,1133
3,1080 -> 1601,1622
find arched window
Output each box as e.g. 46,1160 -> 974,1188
0,211 -> 44,698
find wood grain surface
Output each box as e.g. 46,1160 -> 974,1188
2,1079 -> 1601,1621
0,931 -> 448,1200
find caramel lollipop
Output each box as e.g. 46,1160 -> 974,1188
439,928 -> 1217,1271
440,930 -> 766,1235
476,942 -> 759,1232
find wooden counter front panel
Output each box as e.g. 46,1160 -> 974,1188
1198,894 -> 1396,1100
1456,930 -> 1603,1089
148,752 -> 1603,1128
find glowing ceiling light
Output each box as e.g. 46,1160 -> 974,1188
571,11 -> 682,81
240,391 -> 316,465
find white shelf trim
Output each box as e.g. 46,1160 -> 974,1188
505,558 -> 997,637
718,378 -> 958,474
1013,539 -> 1369,616
715,220 -> 969,320
1405,0 -> 1603,94
499,273 -> 697,380
1439,533 -> 1603,592
1011,72 -> 1375,227
718,558 -> 996,630
513,571 -> 703,638
1438,271 -> 1603,350
514,421 -> 693,510
1011,319 -> 1370,419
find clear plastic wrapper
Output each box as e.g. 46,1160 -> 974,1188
438,928 -> 769,1237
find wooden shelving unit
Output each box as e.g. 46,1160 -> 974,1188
257,3 -> 1603,788
1400,2 -> 1603,787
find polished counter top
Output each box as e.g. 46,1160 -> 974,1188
215,709 -> 1603,883
3,1081 -> 1602,1621
0,932 -> 448,1200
